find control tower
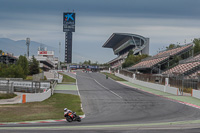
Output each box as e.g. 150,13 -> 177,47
63,12 -> 75,63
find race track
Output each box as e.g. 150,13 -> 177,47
76,72 -> 200,124
1,71 -> 200,132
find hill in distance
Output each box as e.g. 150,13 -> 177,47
0,38 -> 59,58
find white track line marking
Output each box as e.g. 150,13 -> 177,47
76,76 -> 85,116
94,79 -> 123,99
76,77 -> 81,97
77,74 -> 123,99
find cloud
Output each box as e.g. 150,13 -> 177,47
1,0 -> 200,63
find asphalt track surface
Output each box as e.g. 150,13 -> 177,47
1,71 -> 200,133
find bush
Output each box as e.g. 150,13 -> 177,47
183,88 -> 192,94
0,64 -> 25,79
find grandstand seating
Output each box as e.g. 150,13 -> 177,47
132,56 -> 168,69
185,54 -> 200,63
162,62 -> 200,75
155,44 -> 192,58
162,53 -> 200,77
186,70 -> 200,79
129,44 -> 193,71
109,52 -> 129,69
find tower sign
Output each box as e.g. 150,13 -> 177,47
63,12 -> 75,63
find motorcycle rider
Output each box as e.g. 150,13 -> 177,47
64,108 -> 76,120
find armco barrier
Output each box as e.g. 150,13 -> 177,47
21,89 -> 51,103
115,73 -> 181,96
0,80 -> 50,90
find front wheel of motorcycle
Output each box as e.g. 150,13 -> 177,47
66,116 -> 73,122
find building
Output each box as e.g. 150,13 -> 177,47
33,47 -> 58,71
102,33 -> 149,70
0,52 -> 17,64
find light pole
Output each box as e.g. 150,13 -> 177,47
58,42 -> 61,70
26,38 -> 30,58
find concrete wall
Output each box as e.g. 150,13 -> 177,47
20,89 -> 51,103
115,73 -> 181,96
166,86 -> 181,95
192,89 -> 200,99
101,70 -> 111,73
44,71 -> 63,83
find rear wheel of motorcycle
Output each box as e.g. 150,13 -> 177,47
77,117 -> 81,122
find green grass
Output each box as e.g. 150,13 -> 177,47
25,76 -> 33,80
0,93 -> 17,99
59,73 -> 76,84
0,93 -> 83,122
101,72 -> 126,81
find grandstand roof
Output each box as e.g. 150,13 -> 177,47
102,33 -> 147,48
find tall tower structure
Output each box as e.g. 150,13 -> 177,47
63,12 -> 75,64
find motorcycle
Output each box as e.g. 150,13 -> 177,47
65,112 -> 81,122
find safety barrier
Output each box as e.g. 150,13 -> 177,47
20,89 -> 51,103
192,89 -> 200,99
115,73 -> 182,96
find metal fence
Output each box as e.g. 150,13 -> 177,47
119,69 -> 200,94
0,80 -> 51,94
0,82 -> 14,93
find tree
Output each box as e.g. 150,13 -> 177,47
29,56 -> 39,75
17,55 -> 29,77
127,50 -> 133,57
83,60 -> 91,65
193,38 -> 200,54
122,54 -> 149,68
166,44 -> 180,50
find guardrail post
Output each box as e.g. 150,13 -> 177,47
164,78 -> 169,92
39,81 -> 41,93
11,82 -> 14,93
7,80 -> 9,94
133,74 -> 136,80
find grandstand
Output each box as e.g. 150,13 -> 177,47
128,44 -> 193,74
163,53 -> 200,78
103,33 -> 149,69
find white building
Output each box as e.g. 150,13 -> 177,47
32,47 -> 58,71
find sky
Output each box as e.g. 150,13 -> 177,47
1,0 -> 200,63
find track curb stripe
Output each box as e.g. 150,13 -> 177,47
0,115 -> 85,125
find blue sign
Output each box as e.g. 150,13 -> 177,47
63,12 -> 75,25
65,13 -> 74,21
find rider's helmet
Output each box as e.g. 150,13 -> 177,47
64,108 -> 68,112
